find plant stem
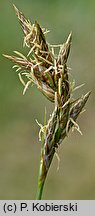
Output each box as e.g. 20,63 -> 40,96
36,175 -> 46,200
36,176 -> 45,200
36,149 -> 47,200
36,145 -> 55,200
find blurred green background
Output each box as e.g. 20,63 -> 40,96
0,0 -> 95,199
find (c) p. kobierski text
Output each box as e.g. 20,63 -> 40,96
20,202 -> 78,212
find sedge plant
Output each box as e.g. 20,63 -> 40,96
4,5 -> 91,200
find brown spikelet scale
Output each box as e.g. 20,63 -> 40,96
4,5 -> 91,199
13,4 -> 32,38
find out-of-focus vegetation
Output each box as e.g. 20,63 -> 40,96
0,0 -> 95,199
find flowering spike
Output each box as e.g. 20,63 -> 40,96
4,5 -> 91,200
57,32 -> 72,65
3,54 -> 33,71
13,4 -> 32,36
70,91 -> 91,121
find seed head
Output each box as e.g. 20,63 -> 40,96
4,5 -> 90,152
